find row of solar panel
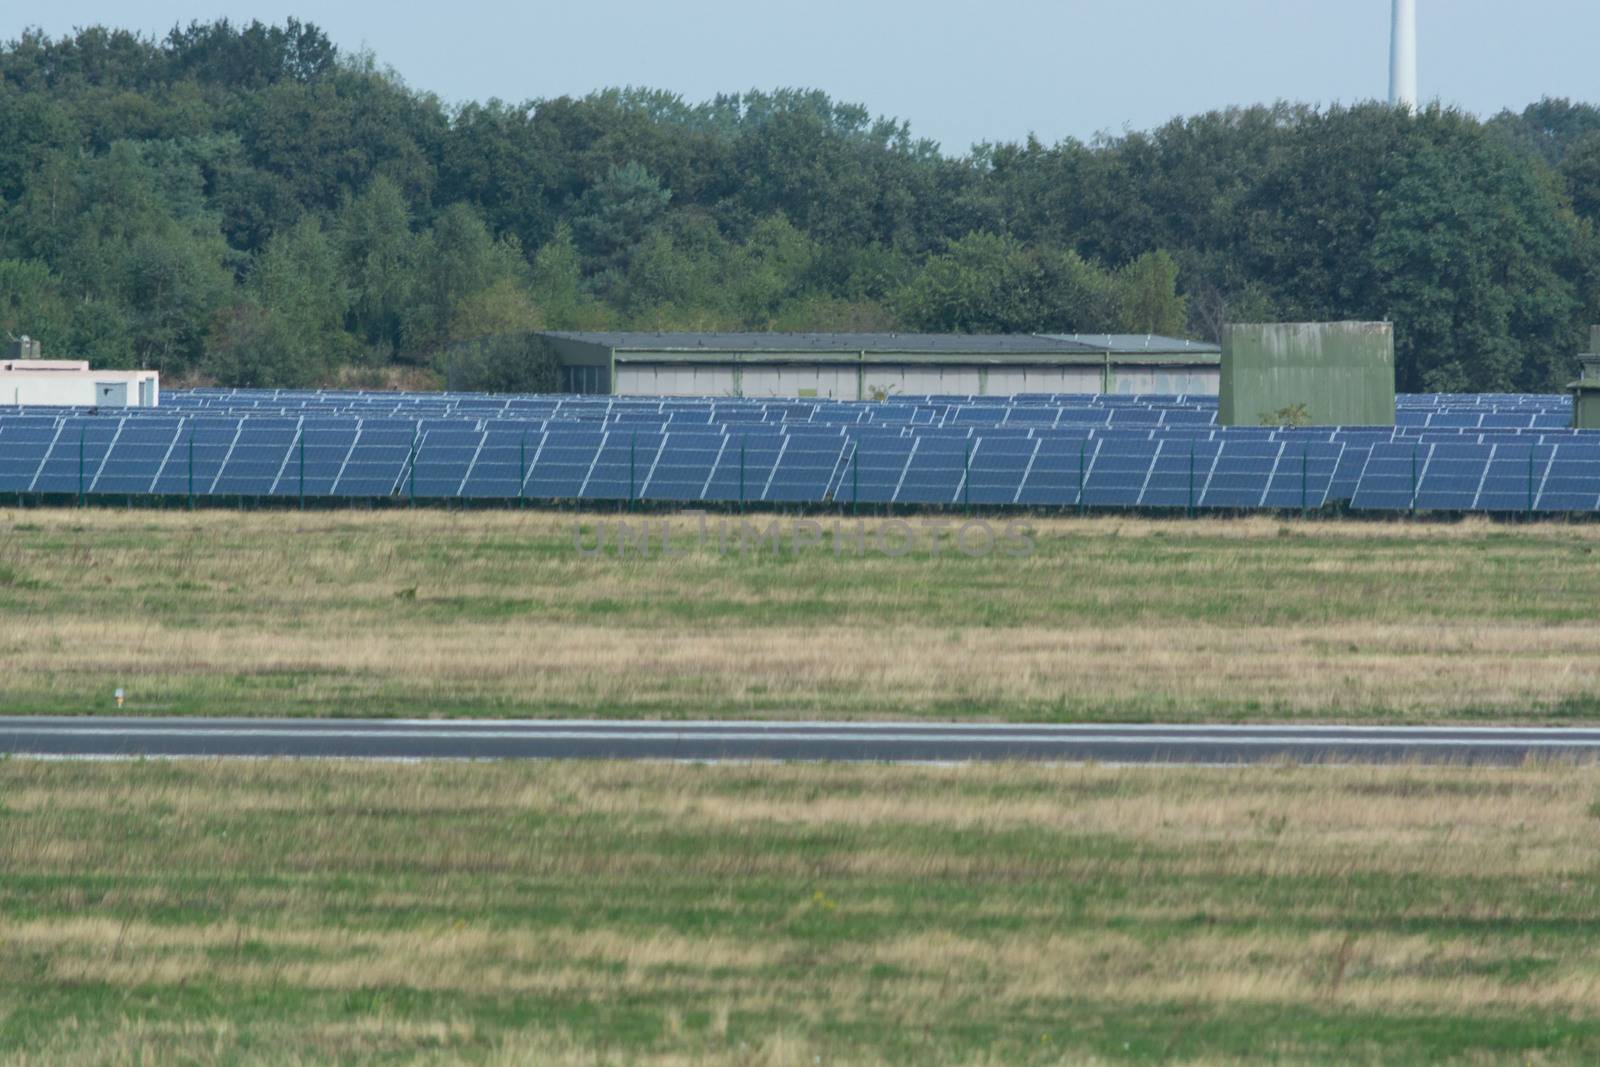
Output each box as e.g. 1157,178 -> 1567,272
166,398 -> 1572,416
173,387 -> 1571,408
5,406 -> 1599,510
11,427 -> 1589,510
4,415 -> 1594,455
152,407 -> 1238,429
28,393 -> 1578,436
1350,442 -> 1600,513
170,389 -> 1223,406
0,424 -> 1355,507
3,407 -> 1228,429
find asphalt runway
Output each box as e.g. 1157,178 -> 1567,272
2,717 -> 1600,764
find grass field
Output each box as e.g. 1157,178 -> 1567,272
2,758 -> 1600,1064
3,508 -> 1600,721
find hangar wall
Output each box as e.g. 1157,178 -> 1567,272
612,362 -> 1218,398
546,332 -> 1223,399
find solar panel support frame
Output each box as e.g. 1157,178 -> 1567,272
1527,448 -> 1535,518
852,445 -> 859,516
1410,446 -> 1418,514
407,430 -> 417,506
962,439 -> 971,511
1077,441 -> 1087,516
1187,443 -> 1195,518
1300,447 -> 1309,518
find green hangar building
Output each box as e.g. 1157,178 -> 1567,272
540,332 -> 1221,398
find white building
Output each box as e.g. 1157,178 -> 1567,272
0,359 -> 160,408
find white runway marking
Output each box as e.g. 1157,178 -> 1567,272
5,719 -> 1599,764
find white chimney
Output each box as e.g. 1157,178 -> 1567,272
1389,0 -> 1418,111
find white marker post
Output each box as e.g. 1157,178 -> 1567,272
1390,0 -> 1418,111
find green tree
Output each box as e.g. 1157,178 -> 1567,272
529,222 -> 609,329
122,225 -> 235,371
244,216 -> 354,379
729,214 -> 816,325
615,213 -> 730,319
338,175 -> 414,354
2,19 -> 1596,391
894,232 -> 1042,333
405,202 -> 528,352
895,232 -> 1122,334
1114,250 -> 1187,335
439,332 -> 559,393
448,278 -> 543,345
1559,130 -> 1600,226
0,259 -> 71,350
204,304 -> 323,387
17,141 -> 237,373
571,161 -> 671,268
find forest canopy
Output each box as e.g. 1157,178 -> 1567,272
1,20 -> 1598,392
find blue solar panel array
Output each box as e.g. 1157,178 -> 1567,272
1,390 -> 1596,513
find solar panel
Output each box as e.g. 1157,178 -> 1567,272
1350,443 -> 1426,511
842,435 -> 915,505
32,419 -> 120,494
1532,443 -> 1600,512
703,435 -> 782,503
1260,442 -> 1344,509
1138,439 -> 1220,509
767,437 -> 846,504
0,391 -> 1591,512
960,436 -> 1035,506
1199,440 -> 1280,509
1083,438 -> 1158,507
1017,437 -> 1093,507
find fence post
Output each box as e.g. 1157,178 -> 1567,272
1187,443 -> 1195,519
519,435 -> 527,510
1077,440 -> 1087,516
629,432 -> 636,512
1301,448 -> 1309,519
77,426 -> 85,507
408,428 -> 417,507
963,439 -> 971,511
1410,445 -> 1418,515
298,432 -> 306,511
739,439 -> 746,514
851,445 -> 859,516
1528,447 -> 1536,519
187,432 -> 194,511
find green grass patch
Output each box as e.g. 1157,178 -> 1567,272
3,759 -> 1600,1064
3,509 -> 1600,721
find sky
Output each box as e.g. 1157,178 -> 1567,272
15,1 -> 1600,154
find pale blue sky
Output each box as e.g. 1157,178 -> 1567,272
15,1 -> 1599,153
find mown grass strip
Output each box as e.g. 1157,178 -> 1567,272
4,759 -> 1600,1064
2,509 -> 1599,721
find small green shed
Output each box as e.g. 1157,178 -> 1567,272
1220,322 -> 1396,427
1570,328 -> 1600,431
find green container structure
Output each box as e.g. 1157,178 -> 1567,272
1220,322 -> 1396,427
1570,327 -> 1600,430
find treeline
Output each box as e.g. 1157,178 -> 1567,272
1,20 -> 1598,392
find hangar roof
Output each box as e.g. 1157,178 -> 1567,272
1038,333 -> 1221,353
544,331 -> 1218,355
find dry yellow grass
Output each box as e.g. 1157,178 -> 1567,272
2,508 -> 1600,720
5,759 -> 1600,1064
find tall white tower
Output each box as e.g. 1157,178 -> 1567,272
1389,0 -> 1418,110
